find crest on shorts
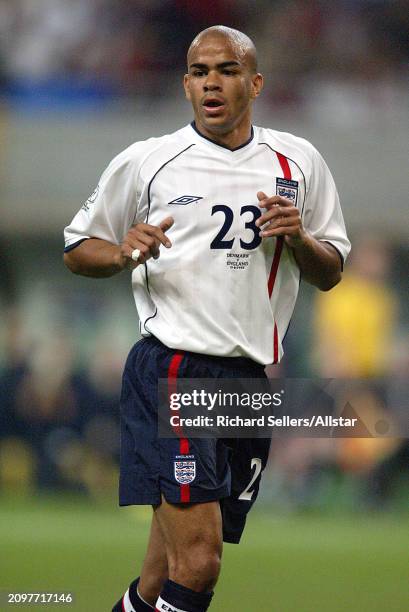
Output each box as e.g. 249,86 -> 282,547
174,460 -> 196,484
276,177 -> 298,205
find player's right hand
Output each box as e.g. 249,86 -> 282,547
119,216 -> 174,269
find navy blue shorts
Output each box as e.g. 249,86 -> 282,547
119,336 -> 271,543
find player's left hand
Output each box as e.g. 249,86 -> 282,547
255,191 -> 307,248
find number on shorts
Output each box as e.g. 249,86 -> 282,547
238,457 -> 262,501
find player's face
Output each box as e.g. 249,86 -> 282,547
184,37 -> 263,141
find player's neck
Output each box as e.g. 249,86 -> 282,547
192,120 -> 253,151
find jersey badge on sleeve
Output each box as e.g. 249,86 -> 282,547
276,177 -> 298,205
81,184 -> 100,212
168,195 -> 203,206
174,460 -> 196,484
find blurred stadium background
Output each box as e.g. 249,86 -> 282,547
0,1 -> 408,610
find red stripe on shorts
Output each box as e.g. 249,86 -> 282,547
267,151 -> 292,363
167,352 -> 191,502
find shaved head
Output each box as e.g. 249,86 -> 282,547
184,25 -> 263,149
187,25 -> 258,74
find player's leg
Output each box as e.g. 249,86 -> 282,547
112,512 -> 168,611
114,339 -> 229,611
138,511 -> 169,604
112,337 -> 170,611
153,496 -> 222,611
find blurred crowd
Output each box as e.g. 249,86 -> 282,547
267,238 -> 409,512
0,0 -> 408,108
0,319 -> 124,499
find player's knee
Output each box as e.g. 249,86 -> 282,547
170,543 -> 221,591
191,549 -> 221,590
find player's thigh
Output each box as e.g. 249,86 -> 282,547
154,497 -> 223,560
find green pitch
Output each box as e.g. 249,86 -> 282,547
1,495 -> 408,612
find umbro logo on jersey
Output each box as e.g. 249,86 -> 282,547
168,195 -> 203,205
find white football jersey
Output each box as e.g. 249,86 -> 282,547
64,123 -> 350,364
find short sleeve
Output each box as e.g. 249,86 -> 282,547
303,147 -> 351,267
64,148 -> 138,252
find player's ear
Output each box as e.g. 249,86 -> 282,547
250,73 -> 263,100
183,74 -> 191,101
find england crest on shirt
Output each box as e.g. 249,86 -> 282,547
174,460 -> 196,484
276,177 -> 298,205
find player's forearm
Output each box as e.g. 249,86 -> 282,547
289,231 -> 342,291
63,238 -> 125,278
